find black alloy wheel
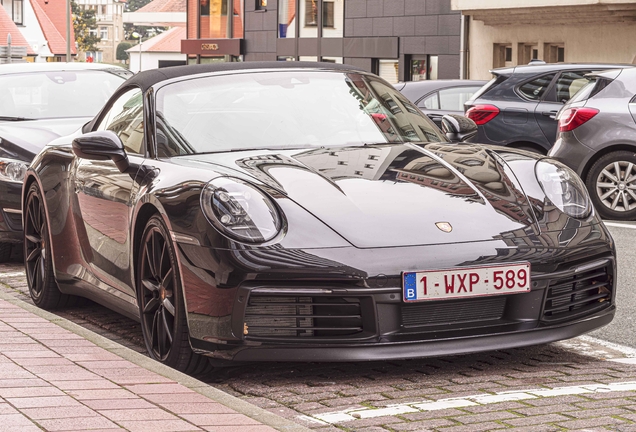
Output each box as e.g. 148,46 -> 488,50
137,215 -> 210,374
587,151 -> 636,221
24,184 -> 74,309
0,243 -> 11,263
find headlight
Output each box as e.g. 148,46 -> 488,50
535,159 -> 591,218
0,158 -> 28,183
201,177 -> 284,244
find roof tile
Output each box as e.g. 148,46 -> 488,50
0,7 -> 35,54
137,0 -> 185,13
30,0 -> 77,56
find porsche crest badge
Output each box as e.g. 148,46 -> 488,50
436,222 -> 453,233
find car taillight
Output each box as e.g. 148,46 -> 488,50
466,104 -> 500,125
558,107 -> 599,132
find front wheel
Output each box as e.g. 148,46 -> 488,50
24,184 -> 75,309
586,151 -> 636,221
137,215 -> 210,374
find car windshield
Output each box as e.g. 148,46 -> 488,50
155,70 -> 445,156
0,70 -> 127,120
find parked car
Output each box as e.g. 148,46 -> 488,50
464,63 -> 631,154
394,79 -> 486,128
23,62 -> 615,373
549,67 -> 636,220
0,63 -> 131,262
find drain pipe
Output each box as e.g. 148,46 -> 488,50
459,14 -> 470,79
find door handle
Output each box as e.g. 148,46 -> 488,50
542,111 -> 558,119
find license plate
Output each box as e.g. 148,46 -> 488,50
403,262 -> 531,302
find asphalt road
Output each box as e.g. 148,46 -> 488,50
590,222 -> 636,348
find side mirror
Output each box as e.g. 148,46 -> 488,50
72,131 -> 130,173
441,114 -> 478,143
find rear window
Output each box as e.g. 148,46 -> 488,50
517,73 -> 556,101
467,76 -> 499,103
569,77 -> 613,103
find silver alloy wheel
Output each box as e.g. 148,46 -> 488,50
595,160 -> 636,212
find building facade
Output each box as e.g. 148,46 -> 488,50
182,0 -> 462,83
2,0 -> 76,61
77,0 -> 125,63
452,0 -> 636,80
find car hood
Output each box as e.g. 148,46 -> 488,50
178,143 -> 540,248
0,117 -> 90,161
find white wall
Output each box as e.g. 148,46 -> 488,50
127,51 -> 187,72
468,19 -> 636,79
20,0 -> 53,61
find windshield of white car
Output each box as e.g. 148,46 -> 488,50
0,70 -> 126,120
155,71 -> 446,156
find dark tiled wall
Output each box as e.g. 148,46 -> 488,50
243,0 -> 461,78
344,0 -> 461,79
244,1 -> 278,61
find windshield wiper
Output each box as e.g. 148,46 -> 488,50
0,116 -> 34,121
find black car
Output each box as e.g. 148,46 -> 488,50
465,63 -> 630,154
0,63 -> 131,262
394,79 -> 486,128
23,62 -> 616,372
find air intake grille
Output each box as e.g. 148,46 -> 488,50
542,263 -> 612,322
244,295 -> 363,339
2,211 -> 22,231
401,296 -> 506,328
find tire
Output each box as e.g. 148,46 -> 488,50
0,243 -> 11,263
137,215 -> 211,374
24,184 -> 76,309
586,151 -> 636,221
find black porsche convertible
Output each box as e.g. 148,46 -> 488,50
23,62 -> 616,373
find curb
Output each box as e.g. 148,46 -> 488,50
0,288 -> 312,432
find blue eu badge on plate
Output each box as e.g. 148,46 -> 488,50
404,272 -> 417,301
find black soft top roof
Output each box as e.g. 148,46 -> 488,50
125,61 -> 366,91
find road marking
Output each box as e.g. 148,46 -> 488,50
300,381 -> 636,424
580,335 -> 636,358
604,222 -> 636,229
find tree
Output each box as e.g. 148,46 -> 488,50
123,0 -> 164,41
116,42 -> 132,61
72,0 -> 100,52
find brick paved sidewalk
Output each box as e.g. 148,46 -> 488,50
0,293 -> 310,432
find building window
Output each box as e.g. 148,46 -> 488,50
301,0 -> 333,27
375,59 -> 399,85
518,43 -> 538,65
322,1 -> 334,27
304,0 -> 318,26
278,0 -> 296,38
12,0 -> 23,25
255,0 -> 267,10
410,55 -> 438,81
493,43 -> 513,68
545,43 -> 565,63
100,27 -> 108,40
85,51 -> 103,63
322,0 -> 342,37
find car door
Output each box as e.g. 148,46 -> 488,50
72,87 -> 145,297
534,70 -> 593,146
417,86 -> 483,127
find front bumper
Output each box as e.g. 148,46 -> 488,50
178,231 -> 616,362
223,307 -> 614,362
0,181 -> 23,243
